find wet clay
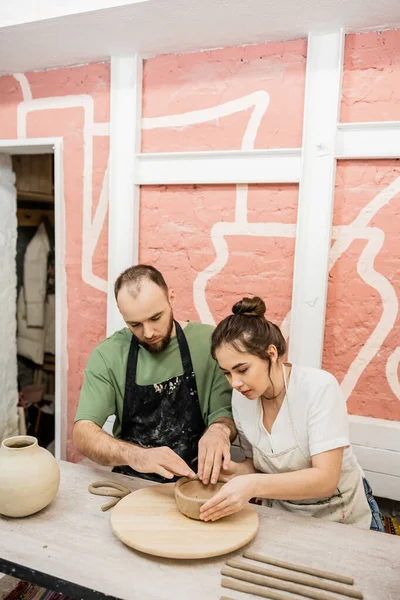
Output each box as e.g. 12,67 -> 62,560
174,477 -> 224,520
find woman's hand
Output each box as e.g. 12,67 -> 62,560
199,475 -> 255,521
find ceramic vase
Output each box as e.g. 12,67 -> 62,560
0,435 -> 60,517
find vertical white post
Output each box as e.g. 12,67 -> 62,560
107,55 -> 143,337
0,154 -> 18,444
289,31 -> 344,368
53,138 -> 68,460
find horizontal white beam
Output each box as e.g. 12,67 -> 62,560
135,149 -> 302,185
349,416 -> 400,500
0,138 -> 58,154
353,446 -> 400,477
349,414 -> 400,452
129,120 -> 400,189
362,471 -> 400,502
337,121 -> 400,159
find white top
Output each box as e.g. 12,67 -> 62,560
233,364 -> 358,471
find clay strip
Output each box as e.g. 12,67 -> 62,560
243,551 -> 354,585
88,480 -> 131,512
222,567 -> 362,600
226,559 -> 362,599
221,577 -> 298,600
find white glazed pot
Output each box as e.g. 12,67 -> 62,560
0,435 -> 60,517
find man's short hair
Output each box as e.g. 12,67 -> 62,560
114,264 -> 168,300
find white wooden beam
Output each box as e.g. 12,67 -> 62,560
289,31 -> 345,368
353,446 -> 400,478
53,138 -> 68,461
107,55 -> 142,337
361,471 -> 400,501
349,414 -> 400,452
337,121 -> 400,159
348,417 -> 400,500
0,138 -> 55,154
135,149 -> 302,185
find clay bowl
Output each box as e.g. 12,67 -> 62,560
174,476 -> 224,520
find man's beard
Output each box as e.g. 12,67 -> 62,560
140,312 -> 175,353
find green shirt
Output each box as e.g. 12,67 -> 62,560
75,322 -> 233,437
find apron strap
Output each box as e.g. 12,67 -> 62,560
124,321 -> 194,400
121,336 -> 140,438
174,321 -> 195,375
125,334 -> 140,395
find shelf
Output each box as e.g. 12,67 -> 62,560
17,191 -> 54,203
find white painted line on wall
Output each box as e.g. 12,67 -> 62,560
14,79 -> 109,294
328,174 -> 400,400
142,91 -> 273,327
386,347 -> 400,401
13,73 -> 32,101
194,222 -> 297,326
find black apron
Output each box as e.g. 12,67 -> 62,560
113,321 -> 206,483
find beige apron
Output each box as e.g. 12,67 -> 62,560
253,365 -> 372,529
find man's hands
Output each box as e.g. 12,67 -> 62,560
132,446 -> 196,480
197,421 -> 233,485
128,417 -> 235,482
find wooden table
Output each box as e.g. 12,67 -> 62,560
0,461 -> 399,600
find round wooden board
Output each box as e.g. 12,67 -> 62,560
110,483 -> 259,559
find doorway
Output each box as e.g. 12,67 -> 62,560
0,139 -> 66,460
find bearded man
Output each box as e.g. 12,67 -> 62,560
73,265 -> 236,484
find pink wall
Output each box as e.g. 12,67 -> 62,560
142,31 -> 400,422
0,64 -> 110,460
1,30 -> 399,461
141,40 -> 306,328
323,31 -> 400,420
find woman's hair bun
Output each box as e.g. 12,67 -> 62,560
232,296 -> 266,318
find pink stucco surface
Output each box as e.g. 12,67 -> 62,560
141,41 -> 306,328
324,161 -> 400,420
142,40 -> 307,152
0,63 -> 110,460
323,31 -> 400,420
140,184 -> 298,325
341,30 -> 400,123
142,31 -> 400,422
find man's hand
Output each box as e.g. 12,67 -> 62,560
199,475 -> 255,521
217,460 -> 240,483
132,446 -> 196,480
197,421 -> 232,485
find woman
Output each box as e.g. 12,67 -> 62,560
200,297 -> 384,531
